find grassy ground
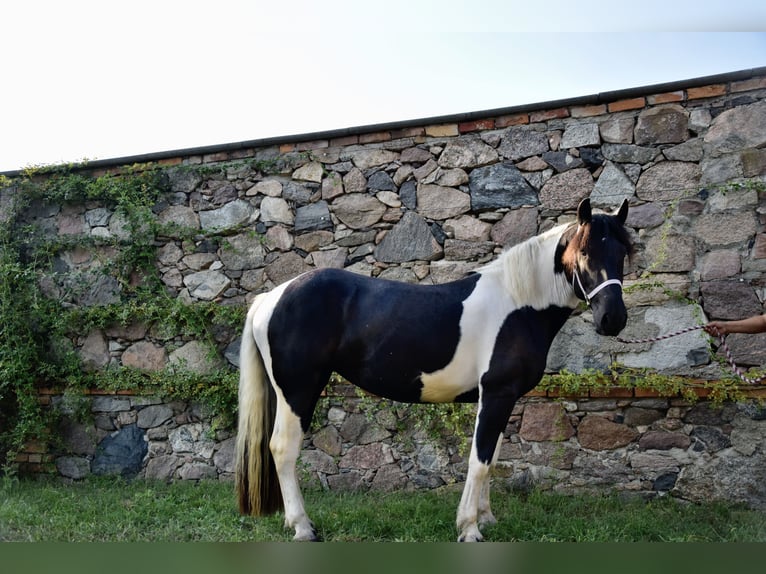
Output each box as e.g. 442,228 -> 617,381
1,476 -> 764,542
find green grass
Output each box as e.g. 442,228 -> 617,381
1,476 -> 764,542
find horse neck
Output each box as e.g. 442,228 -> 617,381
480,224 -> 579,310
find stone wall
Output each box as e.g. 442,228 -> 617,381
5,67 -> 766,506
38,384 -> 766,510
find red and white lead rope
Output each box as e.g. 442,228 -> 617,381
616,325 -> 766,386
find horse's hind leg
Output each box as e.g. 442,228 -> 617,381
270,391 -> 318,541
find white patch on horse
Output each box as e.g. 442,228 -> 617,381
419,276 -> 514,403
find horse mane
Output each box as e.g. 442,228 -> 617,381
477,222 -> 578,310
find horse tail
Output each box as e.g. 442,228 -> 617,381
235,294 -> 283,516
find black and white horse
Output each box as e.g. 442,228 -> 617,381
235,198 -> 632,541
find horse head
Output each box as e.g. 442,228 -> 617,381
564,197 -> 633,336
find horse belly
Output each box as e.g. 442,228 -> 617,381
419,366 -> 478,403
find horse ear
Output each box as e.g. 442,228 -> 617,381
615,198 -> 629,225
577,197 -> 592,225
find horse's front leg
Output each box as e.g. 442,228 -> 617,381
271,397 -> 318,541
456,392 -> 515,542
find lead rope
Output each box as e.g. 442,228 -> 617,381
616,325 -> 766,385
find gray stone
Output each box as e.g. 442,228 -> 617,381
560,123 -> 600,148
259,197 -> 294,225
624,408 -> 664,428
371,463 -> 408,491
340,443 -> 394,470
92,425 -> 147,477
619,303 -> 709,371
264,225 -> 294,252
80,329 -> 109,370
332,194 -> 386,229
413,159 -> 438,181
643,233 -> 695,272
182,253 -> 216,271
282,181 -> 313,205
199,200 -> 254,232
295,201 -> 332,232
219,233 -> 266,270
264,251 -> 311,285
700,251 -> 740,280
313,425 -> 342,456
416,185 -> 471,220
122,341 -> 167,371
438,138 -> 498,168
700,280 -> 762,321
600,117 -> 634,144
158,242 -> 184,266
294,230 -> 334,252
321,171 -> 344,200
591,162 -> 635,208
629,452 -> 679,473
91,397 -> 131,413
339,413 -> 368,443
158,205 -> 200,232
444,239 -> 494,261
224,337 -> 241,367
367,171 -> 396,192
541,151 -> 584,173
498,127 -> 549,160
634,104 -> 689,145
178,462 -> 218,480
578,415 -> 638,450
292,161 -> 323,183
311,248 -> 347,269
56,456 -> 91,480
213,437 -> 236,473
490,207 -> 538,247
701,155 -> 744,185
663,138 -> 703,162
444,215 -> 492,242
707,187 -> 758,213
469,162 -> 538,211
85,207 -> 111,227
692,212 -> 757,248
636,162 -> 701,202
638,431 -> 691,450
183,270 -> 231,300
169,424 -> 203,453
59,419 -> 98,456
137,405 -> 174,429
327,470 -> 365,491
399,180 -> 417,209
169,340 -> 222,374
519,403 -> 574,442
690,426 -> 731,452
250,179 -> 282,197
300,449 -> 338,475
77,274 -> 121,307
625,202 -> 664,229
601,143 -> 659,165
539,168 -> 593,209
145,454 -> 182,480
168,168 -> 201,193
350,149 -> 399,169
342,168 -> 367,193
704,100 -> 766,156
374,212 -> 442,263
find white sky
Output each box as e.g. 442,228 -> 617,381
1,1 -> 765,172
